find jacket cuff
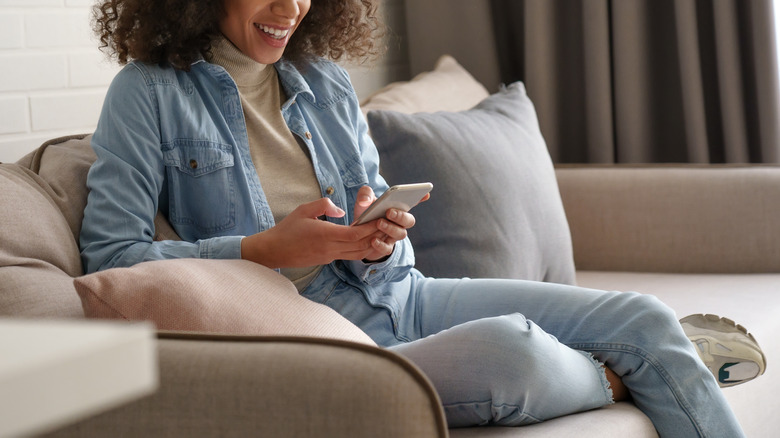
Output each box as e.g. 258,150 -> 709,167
199,235 -> 244,260
347,244 -> 403,285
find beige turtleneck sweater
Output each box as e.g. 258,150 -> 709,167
209,36 -> 323,291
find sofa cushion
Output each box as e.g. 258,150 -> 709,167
75,258 -> 376,345
367,82 -> 576,284
23,133 -> 181,242
450,402 -> 657,438
0,165 -> 84,317
361,55 -> 489,115
576,271 -> 780,438
25,134 -> 96,241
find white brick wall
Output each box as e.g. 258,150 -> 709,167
0,0 -> 410,164
0,0 -> 120,163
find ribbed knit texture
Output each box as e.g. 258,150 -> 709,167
210,36 -> 322,289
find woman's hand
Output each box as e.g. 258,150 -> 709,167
353,186 -> 428,262
241,197 -> 381,268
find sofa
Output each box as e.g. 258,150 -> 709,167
1,55 -> 777,437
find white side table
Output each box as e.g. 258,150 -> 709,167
0,319 -> 158,437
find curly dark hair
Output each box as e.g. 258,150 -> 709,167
92,0 -> 384,70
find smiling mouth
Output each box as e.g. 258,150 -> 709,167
253,23 -> 291,40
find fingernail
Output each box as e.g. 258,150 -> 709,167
388,209 -> 398,219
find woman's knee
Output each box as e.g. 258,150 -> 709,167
627,292 -> 678,326
392,314 -> 557,380
392,313 -> 612,425
436,314 -> 568,384
609,292 -> 685,345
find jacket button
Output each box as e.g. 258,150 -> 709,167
189,159 -> 198,169
326,186 -> 335,195
305,131 -> 312,139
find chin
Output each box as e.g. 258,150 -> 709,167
249,48 -> 285,64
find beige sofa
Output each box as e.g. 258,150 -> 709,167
2,57 -> 777,437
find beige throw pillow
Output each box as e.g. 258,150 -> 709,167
74,259 -> 376,345
361,55 -> 489,115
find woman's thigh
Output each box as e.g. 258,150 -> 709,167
403,277 -> 679,348
389,313 -> 612,427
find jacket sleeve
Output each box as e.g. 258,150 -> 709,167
339,68 -> 416,285
79,64 -> 242,274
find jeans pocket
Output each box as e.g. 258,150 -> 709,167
162,139 -> 236,234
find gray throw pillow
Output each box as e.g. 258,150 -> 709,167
367,82 -> 576,284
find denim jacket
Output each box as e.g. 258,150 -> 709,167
80,57 -> 418,324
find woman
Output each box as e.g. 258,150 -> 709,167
83,0 -> 764,436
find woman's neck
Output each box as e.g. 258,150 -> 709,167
209,35 -> 273,88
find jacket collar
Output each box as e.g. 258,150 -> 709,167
274,58 -> 315,106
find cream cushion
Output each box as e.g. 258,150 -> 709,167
361,55 -> 489,115
74,258 -> 376,345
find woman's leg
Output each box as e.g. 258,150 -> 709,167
389,313 -> 615,427
387,276 -> 744,437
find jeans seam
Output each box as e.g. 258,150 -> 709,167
569,342 -> 705,437
320,280 -> 341,304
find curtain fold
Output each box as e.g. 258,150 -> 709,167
490,0 -> 780,163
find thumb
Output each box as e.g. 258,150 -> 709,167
297,197 -> 346,219
356,185 -> 376,207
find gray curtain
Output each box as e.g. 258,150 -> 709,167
490,0 -> 780,163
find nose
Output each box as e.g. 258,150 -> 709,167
271,0 -> 300,19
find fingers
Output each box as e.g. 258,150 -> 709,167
386,208 -> 415,228
376,217 -> 408,243
370,236 -> 395,257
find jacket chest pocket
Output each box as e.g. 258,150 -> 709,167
162,140 -> 236,235
339,154 -> 370,218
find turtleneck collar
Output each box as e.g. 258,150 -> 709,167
209,34 -> 274,88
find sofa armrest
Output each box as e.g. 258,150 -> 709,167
43,333 -> 448,438
555,165 -> 780,273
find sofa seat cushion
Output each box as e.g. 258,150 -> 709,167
450,402 -> 657,438
75,258 -> 376,344
0,165 -> 83,317
576,271 -> 780,438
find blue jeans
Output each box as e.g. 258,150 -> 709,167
303,272 -> 745,437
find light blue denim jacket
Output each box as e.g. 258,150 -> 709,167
80,57 -> 418,323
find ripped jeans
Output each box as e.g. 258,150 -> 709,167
303,272 -> 745,437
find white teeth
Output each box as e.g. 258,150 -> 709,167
254,23 -> 289,39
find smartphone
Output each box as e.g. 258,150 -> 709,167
352,183 -> 433,226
